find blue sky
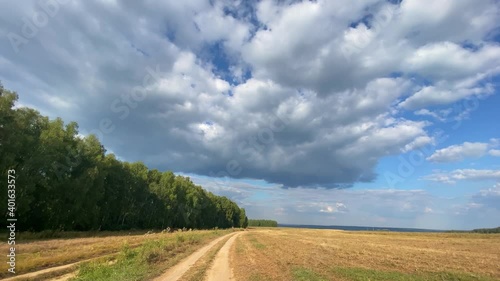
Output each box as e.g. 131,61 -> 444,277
1,0 -> 499,230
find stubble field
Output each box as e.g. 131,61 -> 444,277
231,228 -> 500,281
1,228 -> 499,280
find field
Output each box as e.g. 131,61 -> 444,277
0,229 -> 236,280
231,228 -> 500,281
1,228 -> 499,280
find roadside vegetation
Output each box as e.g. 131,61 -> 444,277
73,230 -> 236,281
232,228 -> 500,281
0,229 -> 234,279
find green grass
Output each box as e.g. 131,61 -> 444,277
75,256 -> 147,281
248,235 -> 266,249
71,230 -> 232,281
72,241 -> 164,281
332,267 -> 497,281
292,267 -> 327,281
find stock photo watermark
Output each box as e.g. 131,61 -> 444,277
8,0 -> 72,54
384,96 -> 482,187
7,169 -> 17,274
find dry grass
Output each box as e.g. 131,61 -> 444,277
0,230 -> 223,279
73,229 -> 238,281
232,228 -> 500,281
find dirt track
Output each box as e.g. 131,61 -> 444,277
204,232 -> 241,281
5,231 -> 244,281
153,232 -> 241,281
2,254 -> 114,281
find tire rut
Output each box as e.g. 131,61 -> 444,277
153,232 -> 238,281
204,232 -> 242,281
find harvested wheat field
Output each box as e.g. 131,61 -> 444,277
231,228 -> 500,281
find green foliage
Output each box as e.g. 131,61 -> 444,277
248,219 -> 278,227
239,208 -> 248,228
446,227 -> 500,234
0,84 -> 248,231
292,267 -> 327,281
472,227 -> 500,233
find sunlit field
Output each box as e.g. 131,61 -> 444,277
0,229 -> 235,280
232,228 -> 500,281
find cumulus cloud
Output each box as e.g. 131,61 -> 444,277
1,0 -> 499,188
423,169 -> 500,184
427,142 -> 489,163
427,140 -> 500,163
398,78 -> 495,110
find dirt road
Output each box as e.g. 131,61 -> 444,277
204,232 -> 241,281
2,254 -> 114,281
7,231 -> 244,281
153,232 -> 241,281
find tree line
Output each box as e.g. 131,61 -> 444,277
0,84 -> 248,231
472,227 -> 500,233
248,219 -> 278,227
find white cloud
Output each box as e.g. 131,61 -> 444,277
402,135 -> 434,153
398,75 -> 496,110
402,42 -> 500,82
393,0 -> 500,55
427,139 -> 500,163
427,142 -> 489,163
414,109 -> 447,122
244,0 -> 500,101
490,138 -> 500,147
319,203 -> 348,214
423,169 -> 500,184
489,150 -> 500,157
1,0 -> 499,188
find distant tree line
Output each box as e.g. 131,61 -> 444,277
472,227 -> 500,233
0,84 -> 248,231
446,226 -> 500,234
248,219 -> 278,227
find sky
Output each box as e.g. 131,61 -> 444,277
1,0 -> 499,230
